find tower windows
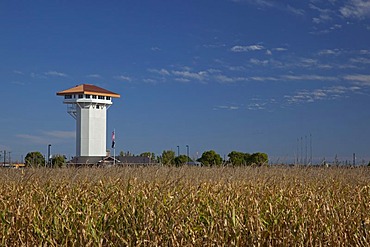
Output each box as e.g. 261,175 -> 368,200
64,95 -> 72,99
86,95 -> 91,99
92,95 -> 97,99
78,94 -> 84,98
106,96 -> 111,100
98,96 -> 105,100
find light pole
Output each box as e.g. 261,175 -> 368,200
186,145 -> 189,164
48,144 -> 51,167
177,146 -> 180,157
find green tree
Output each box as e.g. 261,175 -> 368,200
174,155 -> 192,166
228,151 -> 251,166
25,151 -> 45,167
249,152 -> 268,165
161,150 -> 175,166
140,152 -> 156,161
197,150 -> 222,166
51,155 -> 66,168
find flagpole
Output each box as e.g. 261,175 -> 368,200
113,129 -> 116,166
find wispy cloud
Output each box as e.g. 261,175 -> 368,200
309,3 -> 335,24
86,74 -> 102,78
13,70 -> 24,75
349,57 -> 370,64
249,58 -> 269,66
214,75 -> 248,83
16,134 -> 49,145
44,71 -> 67,77
148,68 -> 170,76
249,76 -> 279,81
17,130 -> 75,145
343,74 -> 370,85
340,0 -> 370,19
213,105 -> 240,111
318,49 -> 342,56
43,131 -> 75,139
114,75 -> 132,81
272,47 -> 288,52
171,70 -> 208,81
284,85 -> 359,104
231,0 -> 304,16
281,74 -> 338,81
231,45 -> 264,52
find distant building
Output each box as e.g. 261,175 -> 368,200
67,155 -> 157,166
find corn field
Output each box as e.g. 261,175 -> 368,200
0,166 -> 369,246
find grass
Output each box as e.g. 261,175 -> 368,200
0,166 -> 369,246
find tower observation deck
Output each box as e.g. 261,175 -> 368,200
57,84 -> 120,157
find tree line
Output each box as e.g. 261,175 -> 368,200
159,150 -> 268,166
24,150 -> 268,167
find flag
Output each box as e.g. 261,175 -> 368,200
111,130 -> 115,148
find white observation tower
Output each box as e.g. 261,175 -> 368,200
57,84 -> 120,157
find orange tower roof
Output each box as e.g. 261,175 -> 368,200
56,84 -> 120,98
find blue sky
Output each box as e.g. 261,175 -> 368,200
1,0 -> 370,164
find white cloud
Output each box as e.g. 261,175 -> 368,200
250,76 -> 279,81
350,57 -> 370,64
340,0 -> 370,19
175,78 -> 191,82
151,47 -> 161,51
17,130 -> 76,145
13,70 -> 24,75
232,0 -> 304,16
343,74 -> 370,85
250,58 -> 269,66
287,5 -> 305,16
273,47 -> 288,52
114,75 -> 132,81
284,85 -> 359,104
43,131 -> 75,139
148,68 -> 170,76
213,105 -> 240,111
214,75 -> 248,83
310,4 -> 335,24
171,70 -> 208,81
282,75 -> 338,81
44,71 -> 67,77
143,78 -> 157,83
16,134 -> 49,145
318,49 -> 342,56
86,74 -> 102,78
231,45 -> 264,52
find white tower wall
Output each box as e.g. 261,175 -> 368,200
76,103 -> 107,156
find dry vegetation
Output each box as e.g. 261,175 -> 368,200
0,166 -> 369,246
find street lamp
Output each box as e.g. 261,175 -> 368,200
177,146 -> 180,157
186,145 -> 189,164
48,144 -> 51,167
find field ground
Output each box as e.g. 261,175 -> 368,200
0,166 -> 369,246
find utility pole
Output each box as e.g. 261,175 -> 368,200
3,150 -> 6,166
305,135 -> 307,165
353,153 -> 356,166
310,133 -> 312,165
186,145 -> 189,164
